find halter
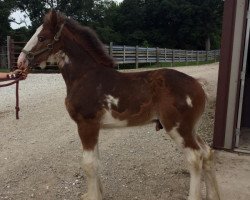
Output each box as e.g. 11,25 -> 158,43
22,22 -> 65,63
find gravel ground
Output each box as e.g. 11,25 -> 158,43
0,63 -> 249,200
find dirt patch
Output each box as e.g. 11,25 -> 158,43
0,63 -> 249,200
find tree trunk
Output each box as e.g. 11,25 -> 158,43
205,37 -> 211,51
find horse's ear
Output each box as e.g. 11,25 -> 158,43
50,9 -> 57,28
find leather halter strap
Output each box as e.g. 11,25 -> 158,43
22,22 -> 65,62
0,77 -> 22,119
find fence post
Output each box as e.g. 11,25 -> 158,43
172,49 -> 175,67
206,50 -> 208,62
123,45 -> 126,64
135,45 -> 139,68
185,50 -> 188,65
156,47 -> 160,65
214,50 -> 216,62
11,39 -> 15,68
196,51 -> 199,65
7,36 -> 11,69
164,48 -> 167,62
146,47 -> 148,63
109,42 -> 113,57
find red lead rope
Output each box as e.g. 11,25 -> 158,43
0,78 -> 21,119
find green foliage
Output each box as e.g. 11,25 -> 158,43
114,0 -> 223,49
10,27 -> 30,41
2,0 -> 223,50
0,0 -> 15,45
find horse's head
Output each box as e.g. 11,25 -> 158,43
17,10 -> 65,70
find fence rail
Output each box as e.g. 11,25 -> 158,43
106,44 -> 220,68
0,37 -> 220,69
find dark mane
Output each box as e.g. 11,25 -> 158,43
45,11 -> 115,68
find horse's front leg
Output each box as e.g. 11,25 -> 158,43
77,120 -> 103,200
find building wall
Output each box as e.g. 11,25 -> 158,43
214,0 -> 248,149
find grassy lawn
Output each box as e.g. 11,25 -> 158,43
0,68 -> 10,72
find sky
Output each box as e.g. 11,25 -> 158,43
10,0 -> 124,29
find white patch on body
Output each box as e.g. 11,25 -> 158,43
38,51 -> 71,69
101,95 -> 127,128
53,51 -> 70,68
38,54 -> 58,69
39,61 -> 47,69
186,95 -> 193,107
106,95 -> 119,108
101,110 -> 127,128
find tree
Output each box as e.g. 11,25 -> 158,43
11,0 -> 223,49
15,0 -> 118,43
112,0 -> 223,49
0,0 -> 15,45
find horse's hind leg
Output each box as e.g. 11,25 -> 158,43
77,120 -> 103,200
196,136 -> 220,200
162,121 -> 203,200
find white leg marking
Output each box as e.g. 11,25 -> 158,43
167,123 -> 184,148
166,124 -> 202,199
186,95 -> 193,107
82,145 -> 102,200
185,148 -> 202,200
201,146 -> 220,200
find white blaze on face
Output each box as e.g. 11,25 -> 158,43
17,25 -> 43,67
24,25 -> 43,51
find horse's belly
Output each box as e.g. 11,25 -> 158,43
100,109 -> 128,129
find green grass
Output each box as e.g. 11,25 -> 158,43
0,68 -> 10,72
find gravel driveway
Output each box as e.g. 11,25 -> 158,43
1,63 -> 249,200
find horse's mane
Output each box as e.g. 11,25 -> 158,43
44,11 -> 115,68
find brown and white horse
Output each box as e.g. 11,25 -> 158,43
17,11 -> 220,200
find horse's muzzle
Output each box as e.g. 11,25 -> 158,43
17,52 -> 29,70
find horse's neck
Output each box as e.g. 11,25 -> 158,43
58,53 -> 96,94
62,25 -> 114,68
59,34 -> 97,81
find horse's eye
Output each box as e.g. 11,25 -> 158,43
38,36 -> 45,42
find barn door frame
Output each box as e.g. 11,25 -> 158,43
235,1 -> 250,147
